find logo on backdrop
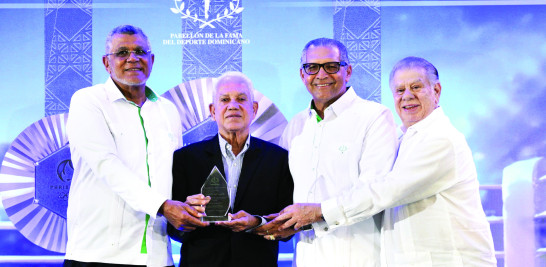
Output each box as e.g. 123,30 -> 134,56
171,0 -> 244,29
57,159 -> 73,183
165,0 -> 249,46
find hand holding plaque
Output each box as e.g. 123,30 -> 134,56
200,166 -> 230,222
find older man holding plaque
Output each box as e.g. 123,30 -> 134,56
170,71 -> 294,267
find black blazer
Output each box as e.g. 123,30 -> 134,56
170,135 -> 294,267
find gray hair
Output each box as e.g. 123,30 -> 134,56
300,38 -> 350,65
389,56 -> 439,88
213,71 -> 255,104
105,25 -> 151,54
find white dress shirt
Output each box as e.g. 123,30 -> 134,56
219,134 -> 250,210
280,87 -> 398,267
326,107 -> 496,266
218,134 -> 268,228
65,78 -> 182,266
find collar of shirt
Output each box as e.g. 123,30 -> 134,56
310,101 -> 323,123
401,106 -> 445,137
218,134 -> 251,161
104,78 -> 159,105
307,86 -> 356,122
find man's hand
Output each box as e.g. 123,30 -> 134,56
185,193 -> 211,214
274,203 -> 322,231
160,199 -> 208,232
252,213 -> 280,236
215,210 -> 260,232
254,213 -> 300,241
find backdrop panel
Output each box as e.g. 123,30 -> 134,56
44,0 -> 92,116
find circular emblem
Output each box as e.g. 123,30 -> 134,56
0,113 -> 69,252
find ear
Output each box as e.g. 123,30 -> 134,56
252,101 -> 259,117
345,64 -> 352,83
209,103 -> 216,121
434,82 -> 442,104
150,53 -> 155,66
103,56 -> 112,75
300,68 -> 306,81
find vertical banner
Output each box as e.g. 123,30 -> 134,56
171,0 -> 244,82
334,0 -> 381,103
44,0 -> 92,116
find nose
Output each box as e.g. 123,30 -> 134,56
126,51 -> 139,62
227,99 -> 239,109
401,87 -> 414,100
315,65 -> 329,79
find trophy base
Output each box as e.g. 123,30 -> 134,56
201,216 -> 230,222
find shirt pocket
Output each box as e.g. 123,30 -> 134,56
146,120 -> 180,152
108,122 -> 133,153
107,122 -> 127,147
322,141 -> 360,183
107,195 -> 126,247
165,129 -> 180,149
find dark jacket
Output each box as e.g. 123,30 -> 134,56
170,135 -> 294,267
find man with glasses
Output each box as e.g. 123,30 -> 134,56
258,38 -> 398,266
64,25 -> 207,267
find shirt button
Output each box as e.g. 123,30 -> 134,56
323,227 -> 328,231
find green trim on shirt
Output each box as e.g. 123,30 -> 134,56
145,87 -> 158,102
311,101 -> 323,123
137,106 -> 152,254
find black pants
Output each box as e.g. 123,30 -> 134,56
64,259 -> 174,267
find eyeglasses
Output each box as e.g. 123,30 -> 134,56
302,61 -> 348,75
105,49 -> 151,59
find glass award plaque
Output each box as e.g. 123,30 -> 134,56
201,166 -> 230,222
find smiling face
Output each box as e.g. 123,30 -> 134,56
300,45 -> 352,111
391,67 -> 441,130
103,33 -> 154,90
209,79 -> 258,139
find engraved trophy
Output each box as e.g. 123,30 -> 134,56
200,166 -> 230,222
